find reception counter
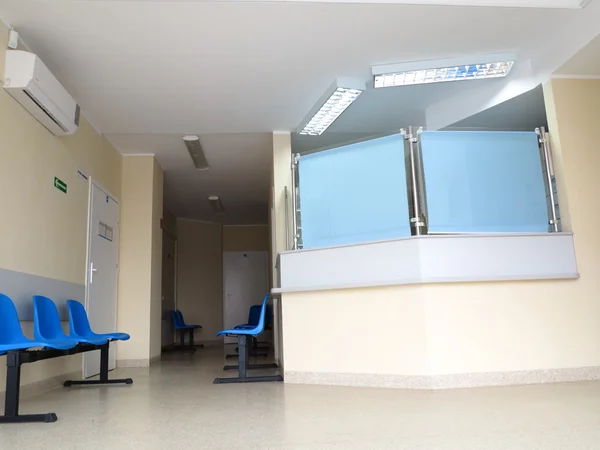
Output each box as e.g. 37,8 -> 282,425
273,233 -> 600,389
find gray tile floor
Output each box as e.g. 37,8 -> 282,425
2,346 -> 600,449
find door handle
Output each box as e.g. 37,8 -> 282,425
90,262 -> 98,284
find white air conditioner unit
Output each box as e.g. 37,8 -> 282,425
3,50 -> 80,135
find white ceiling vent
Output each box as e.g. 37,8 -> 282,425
183,135 -> 209,170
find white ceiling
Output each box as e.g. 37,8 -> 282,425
556,34 -> 600,76
109,132 -> 273,223
447,84 -> 548,131
292,84 -> 548,153
0,0 -> 593,223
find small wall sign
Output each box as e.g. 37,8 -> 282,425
53,177 -> 67,194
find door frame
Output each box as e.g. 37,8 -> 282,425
83,178 -> 120,376
222,251 -> 269,344
160,227 -> 178,347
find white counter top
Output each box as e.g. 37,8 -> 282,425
273,233 -> 578,294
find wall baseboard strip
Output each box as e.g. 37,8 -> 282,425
284,366 -> 600,390
117,358 -> 151,368
0,370 -> 80,399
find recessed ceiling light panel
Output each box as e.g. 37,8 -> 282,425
298,78 -> 366,136
373,54 -> 515,88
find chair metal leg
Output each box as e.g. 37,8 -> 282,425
0,413 -> 58,423
188,330 -> 203,348
1,351 -> 57,423
223,363 -> 278,371
214,376 -> 283,384
225,347 -> 268,359
100,343 -> 109,382
239,335 -> 248,378
64,345 -> 133,387
214,336 -> 282,384
4,352 -> 21,418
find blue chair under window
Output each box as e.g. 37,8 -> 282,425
225,304 -> 272,359
214,294 -> 282,384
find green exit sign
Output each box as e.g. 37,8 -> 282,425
53,177 -> 67,194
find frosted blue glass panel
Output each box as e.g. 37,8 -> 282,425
420,131 -> 548,233
298,134 -> 410,249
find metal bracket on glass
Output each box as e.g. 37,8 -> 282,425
410,217 -> 425,227
290,154 -> 301,250
402,126 -> 428,236
536,126 -> 560,232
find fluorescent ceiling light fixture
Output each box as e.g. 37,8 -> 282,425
208,196 -> 225,214
373,54 -> 515,88
298,78 -> 366,136
183,135 -> 209,170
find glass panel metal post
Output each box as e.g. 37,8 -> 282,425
536,126 -> 560,232
291,154 -> 301,249
402,126 -> 428,235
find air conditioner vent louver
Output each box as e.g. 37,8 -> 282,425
3,50 -> 80,136
22,89 -> 69,133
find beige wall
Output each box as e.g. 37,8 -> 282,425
117,156 -> 163,364
177,219 -> 223,340
283,286 -> 428,375
149,159 -> 164,359
0,22 -> 122,389
223,225 -> 269,251
271,133 -> 292,365
283,78 -> 600,380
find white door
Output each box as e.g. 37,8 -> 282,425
84,182 -> 120,378
223,251 -> 268,344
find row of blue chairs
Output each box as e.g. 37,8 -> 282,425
0,294 -> 129,354
171,309 -> 202,349
213,294 -> 282,384
224,303 -> 272,359
0,293 -> 132,424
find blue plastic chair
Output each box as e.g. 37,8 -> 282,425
0,293 -> 76,355
217,294 -> 270,338
172,311 -> 192,330
235,304 -> 272,330
33,296 -> 107,345
66,300 -> 130,342
176,310 -> 201,329
234,305 -> 261,330
214,294 -> 281,384
171,310 -> 202,348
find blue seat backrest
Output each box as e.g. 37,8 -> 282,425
254,294 -> 270,334
0,293 -> 26,345
67,300 -> 93,337
172,310 -> 183,328
33,295 -> 66,340
266,305 -> 272,328
176,310 -> 186,326
247,305 -> 261,326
